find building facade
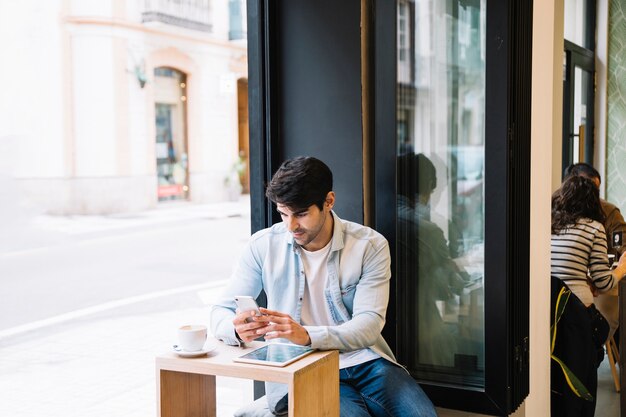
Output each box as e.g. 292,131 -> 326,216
0,0 -> 248,214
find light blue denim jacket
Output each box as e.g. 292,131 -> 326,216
210,211 -> 397,412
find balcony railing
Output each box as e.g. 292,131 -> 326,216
142,0 -> 212,33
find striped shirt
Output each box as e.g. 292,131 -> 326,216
551,218 -> 614,306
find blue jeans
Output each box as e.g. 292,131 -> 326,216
271,358 -> 437,416
339,358 -> 437,417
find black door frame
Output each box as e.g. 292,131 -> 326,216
562,39 -> 595,174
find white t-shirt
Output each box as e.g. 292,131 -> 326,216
300,241 -> 380,369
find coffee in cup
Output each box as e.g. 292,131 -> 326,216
178,324 -> 207,352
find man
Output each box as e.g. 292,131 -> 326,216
211,156 -> 437,417
564,162 -> 626,342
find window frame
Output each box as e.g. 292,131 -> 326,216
247,0 -> 532,413
374,0 -> 532,414
562,39 -> 595,173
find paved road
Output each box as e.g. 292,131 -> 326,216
0,200 -> 251,332
0,199 -> 257,417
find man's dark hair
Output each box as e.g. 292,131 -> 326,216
552,175 -> 605,234
265,156 -> 333,211
563,162 -> 601,184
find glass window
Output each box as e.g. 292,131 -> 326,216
571,66 -> 591,164
398,1 -> 408,62
396,0 -> 486,388
564,0 -> 590,49
229,0 -> 247,40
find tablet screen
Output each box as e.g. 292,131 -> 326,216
235,344 -> 314,366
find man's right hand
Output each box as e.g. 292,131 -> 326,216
233,310 -> 270,343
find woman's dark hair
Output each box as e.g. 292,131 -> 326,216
265,156 -> 333,211
551,175 -> 605,234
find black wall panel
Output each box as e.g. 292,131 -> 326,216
266,0 -> 364,225
275,0 -> 363,224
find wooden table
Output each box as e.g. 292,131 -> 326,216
156,340 -> 339,417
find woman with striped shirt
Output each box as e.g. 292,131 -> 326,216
551,176 -> 626,416
551,176 -> 626,307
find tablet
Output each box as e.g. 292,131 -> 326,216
233,343 -> 315,367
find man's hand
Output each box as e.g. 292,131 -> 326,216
253,307 -> 311,346
232,310 -> 270,343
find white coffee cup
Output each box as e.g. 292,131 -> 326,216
178,324 -> 207,352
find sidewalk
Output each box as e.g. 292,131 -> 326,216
33,197 -> 251,237
0,197 -> 254,417
0,291 -> 254,417
1,196 -> 252,257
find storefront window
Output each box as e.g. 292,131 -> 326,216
154,67 -> 189,201
396,0 -> 486,388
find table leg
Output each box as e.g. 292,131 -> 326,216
158,370 -> 216,417
289,352 -> 339,417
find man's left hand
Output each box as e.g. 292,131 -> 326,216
253,307 -> 311,346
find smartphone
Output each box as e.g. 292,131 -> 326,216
234,295 -> 263,323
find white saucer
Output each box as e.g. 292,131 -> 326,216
172,344 -> 216,358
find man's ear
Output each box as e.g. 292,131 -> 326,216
325,191 -> 335,209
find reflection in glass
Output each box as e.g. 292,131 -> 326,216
396,0 -> 486,388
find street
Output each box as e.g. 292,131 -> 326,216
0,199 -> 255,416
0,211 -> 250,331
